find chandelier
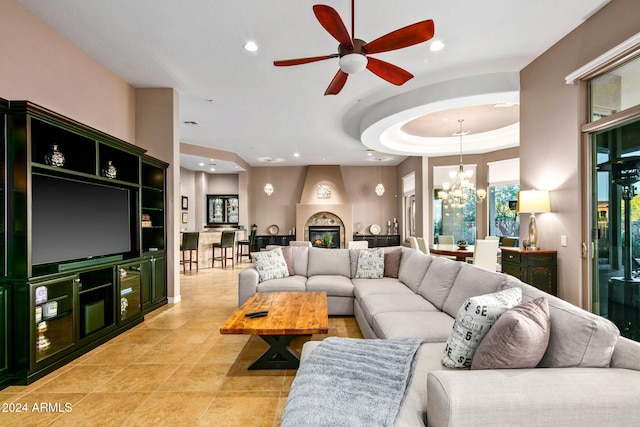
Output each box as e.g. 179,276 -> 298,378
437,119 -> 486,209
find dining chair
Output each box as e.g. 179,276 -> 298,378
236,228 -> 256,263
213,230 -> 236,268
416,237 -> 430,254
500,237 -> 519,247
437,235 -> 455,245
347,240 -> 369,249
472,239 -> 500,272
408,236 -> 419,250
180,232 -> 200,273
485,236 -> 500,241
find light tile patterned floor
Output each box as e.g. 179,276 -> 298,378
0,263 -> 362,426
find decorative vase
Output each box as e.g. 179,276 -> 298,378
103,160 -> 117,179
44,144 -> 65,167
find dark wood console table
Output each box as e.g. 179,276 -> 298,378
352,235 -> 401,248
501,248 -> 557,296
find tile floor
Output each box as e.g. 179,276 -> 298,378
0,263 -> 363,426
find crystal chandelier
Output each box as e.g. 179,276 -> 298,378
437,119 -> 486,208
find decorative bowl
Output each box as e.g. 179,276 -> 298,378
456,240 -> 468,250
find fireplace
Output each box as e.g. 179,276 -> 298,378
309,226 -> 340,248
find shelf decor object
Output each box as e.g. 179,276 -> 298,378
102,160 -> 117,179
44,144 -> 65,167
516,190 -> 551,250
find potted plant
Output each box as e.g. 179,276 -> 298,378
322,232 -> 333,248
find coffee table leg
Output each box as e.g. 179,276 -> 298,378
249,335 -> 299,370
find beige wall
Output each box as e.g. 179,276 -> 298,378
0,0 -> 135,142
520,0 -> 640,307
135,88 -> 180,302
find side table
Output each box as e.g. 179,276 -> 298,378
501,247 -> 557,296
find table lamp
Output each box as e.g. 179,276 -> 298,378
517,190 -> 551,250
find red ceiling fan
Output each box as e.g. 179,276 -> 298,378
273,1 -> 435,95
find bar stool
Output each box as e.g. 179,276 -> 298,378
213,230 -> 235,268
180,232 -> 199,273
236,228 -> 256,263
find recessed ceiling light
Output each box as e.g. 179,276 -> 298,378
184,121 -> 198,125
366,149 -> 374,156
210,167 -> 216,172
198,162 -> 205,167
429,40 -> 445,52
294,153 -> 300,158
244,41 -> 258,52
494,102 -> 516,108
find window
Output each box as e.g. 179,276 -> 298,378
590,58 -> 640,122
488,184 -> 520,237
487,159 -> 520,238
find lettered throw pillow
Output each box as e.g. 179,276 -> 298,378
471,297 -> 551,369
442,287 -> 522,368
251,247 -> 290,283
355,248 -> 385,279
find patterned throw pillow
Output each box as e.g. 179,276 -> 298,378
442,287 -> 522,368
355,248 -> 385,279
251,248 -> 290,283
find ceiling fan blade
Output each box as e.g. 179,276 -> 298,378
324,69 -> 349,95
274,55 -> 337,67
366,57 -> 414,86
365,20 -> 435,54
313,5 -> 354,49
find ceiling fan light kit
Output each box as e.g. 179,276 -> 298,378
339,53 -> 367,74
274,2 -> 435,95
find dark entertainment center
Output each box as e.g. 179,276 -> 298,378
0,99 -> 169,388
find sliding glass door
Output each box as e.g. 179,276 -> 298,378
591,119 -> 640,340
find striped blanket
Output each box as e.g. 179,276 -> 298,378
281,337 -> 422,427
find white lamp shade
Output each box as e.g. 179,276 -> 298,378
339,54 -> 367,74
517,190 -> 550,213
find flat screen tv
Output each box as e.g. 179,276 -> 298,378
32,174 -> 132,266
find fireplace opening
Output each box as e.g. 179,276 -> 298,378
309,226 -> 340,248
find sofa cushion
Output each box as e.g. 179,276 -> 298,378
372,311 -> 455,342
251,248 -> 289,282
291,246 -> 309,276
256,275 -> 306,293
352,278 -> 415,300
355,248 -> 385,279
306,275 -> 354,297
359,294 -> 438,325
417,257 -> 462,310
307,247 -> 350,277
398,249 -> 433,292
471,297 -> 550,370
502,277 -> 620,368
384,248 -> 402,278
442,264 -> 508,317
442,287 -> 522,368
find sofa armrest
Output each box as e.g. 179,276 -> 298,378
238,267 -> 259,307
426,368 -> 640,427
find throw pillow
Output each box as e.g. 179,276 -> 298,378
355,248 -> 385,279
471,297 -> 551,370
280,246 -> 295,276
441,287 -> 522,368
383,248 -> 402,278
251,247 -> 290,283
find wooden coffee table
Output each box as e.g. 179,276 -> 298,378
220,292 -> 328,369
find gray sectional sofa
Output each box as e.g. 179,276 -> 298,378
238,246 -> 640,426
